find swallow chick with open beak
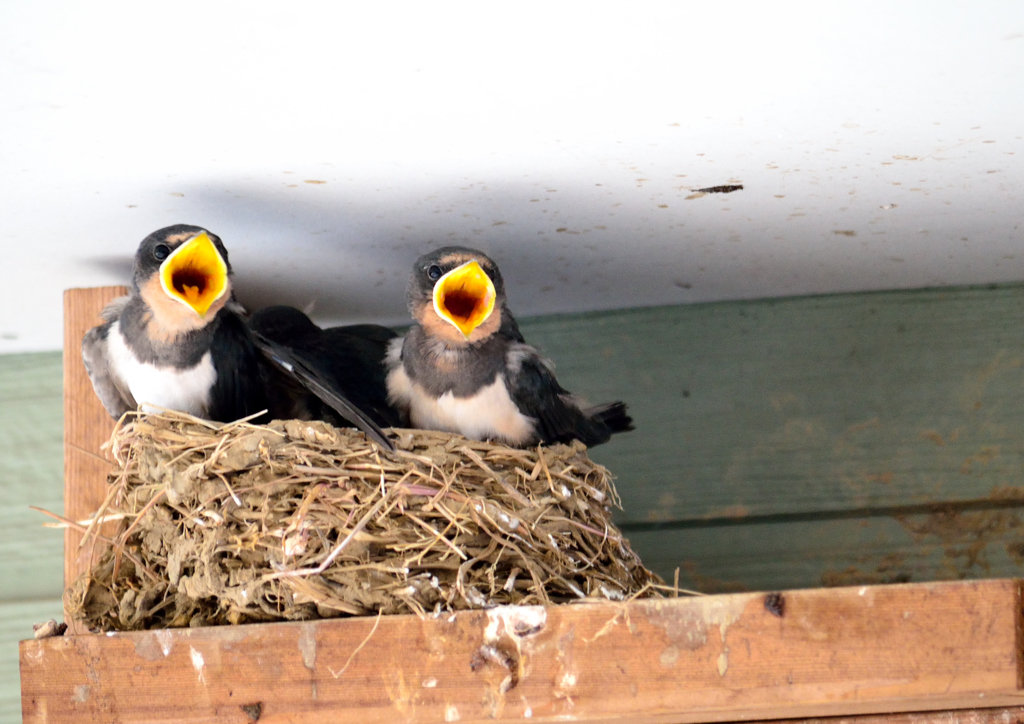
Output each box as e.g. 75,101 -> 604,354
385,246 -> 633,447
82,224 -> 271,423
81,225 -> 394,449
249,304 -> 403,430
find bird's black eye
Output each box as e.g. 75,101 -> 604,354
427,264 -> 442,281
153,244 -> 171,261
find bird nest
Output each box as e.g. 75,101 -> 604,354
66,411 -> 662,631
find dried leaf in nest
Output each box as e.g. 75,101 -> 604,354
67,411 -> 662,631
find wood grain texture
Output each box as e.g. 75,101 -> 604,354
519,283 -> 1024,524
0,598 -> 63,724
745,707 -> 1024,724
63,287 -> 125,609
20,580 -> 1024,724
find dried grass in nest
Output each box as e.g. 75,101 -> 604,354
66,411 -> 662,631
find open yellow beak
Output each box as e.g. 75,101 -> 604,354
159,232 -> 229,318
432,260 -> 496,338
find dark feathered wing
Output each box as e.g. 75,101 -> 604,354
81,321 -> 136,418
251,332 -> 394,450
207,310 -> 273,424
316,325 -> 403,428
248,306 -> 396,450
507,348 -> 632,447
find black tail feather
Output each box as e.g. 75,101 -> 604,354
586,401 -> 634,434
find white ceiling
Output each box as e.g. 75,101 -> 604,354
2,1 -> 1022,353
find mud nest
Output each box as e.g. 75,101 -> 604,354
67,411 -> 662,631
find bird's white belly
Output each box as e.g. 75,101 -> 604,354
388,365 -> 535,444
108,324 -> 216,416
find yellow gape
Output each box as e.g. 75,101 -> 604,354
159,232 -> 229,318
432,260 -> 496,338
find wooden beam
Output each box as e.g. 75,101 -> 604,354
745,707 -> 1024,724
20,579 -> 1024,724
62,286 -> 125,617
0,598 -> 64,723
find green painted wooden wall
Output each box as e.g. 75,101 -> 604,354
522,283 -> 1024,593
6,283 -> 1024,721
0,353 -> 64,724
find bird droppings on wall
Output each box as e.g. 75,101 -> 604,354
694,185 -> 745,195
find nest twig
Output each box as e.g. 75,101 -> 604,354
66,411 -> 662,631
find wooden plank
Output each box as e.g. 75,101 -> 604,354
0,598 -> 63,724
518,283 -> 1024,524
746,707 -> 1024,724
0,352 -> 65,601
627,510 -> 1024,594
62,287 -> 125,609
19,580 -> 1024,724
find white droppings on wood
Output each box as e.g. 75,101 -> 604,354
445,704 -> 460,721
643,594 -> 747,651
484,605 -> 547,645
157,630 -> 174,656
299,623 -> 317,671
190,646 -> 206,684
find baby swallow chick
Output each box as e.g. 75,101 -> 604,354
82,224 -> 270,422
386,246 -> 633,447
82,225 -> 394,449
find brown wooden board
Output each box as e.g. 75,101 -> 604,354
20,579 -> 1024,724
62,286 -> 125,613
0,599 -> 63,723
745,707 -> 1024,724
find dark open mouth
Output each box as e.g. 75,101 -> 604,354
442,287 -> 485,323
173,268 -> 209,298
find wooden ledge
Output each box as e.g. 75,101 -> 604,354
20,578 -> 1024,724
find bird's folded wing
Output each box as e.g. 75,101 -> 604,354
81,323 -> 136,418
251,331 -> 395,451
508,351 -> 612,447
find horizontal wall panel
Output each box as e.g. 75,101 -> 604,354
0,354 -> 64,603
521,284 -> 1024,524
627,503 -> 1024,594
